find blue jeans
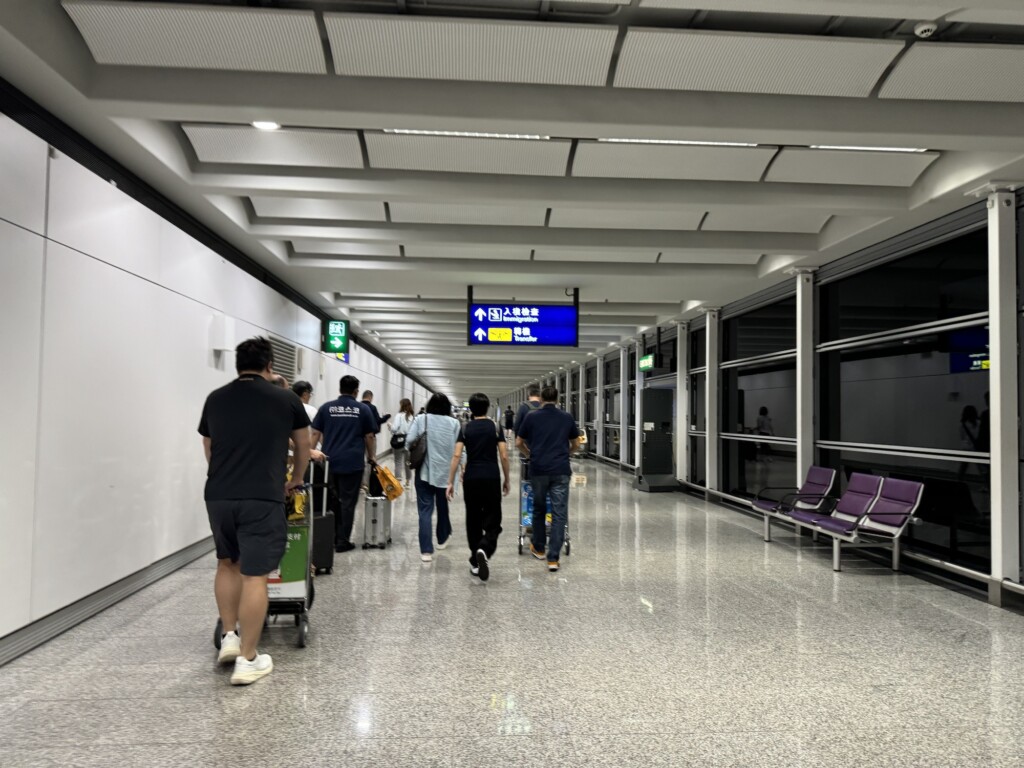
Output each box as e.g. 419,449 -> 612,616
530,475 -> 570,562
415,476 -> 452,554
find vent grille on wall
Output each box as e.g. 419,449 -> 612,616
269,336 -> 299,382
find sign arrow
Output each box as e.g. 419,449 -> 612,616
474,328 -> 486,341
474,308 -> 486,321
330,337 -> 342,349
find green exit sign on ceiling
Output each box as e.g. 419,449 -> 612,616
322,319 -> 349,354
639,354 -> 655,372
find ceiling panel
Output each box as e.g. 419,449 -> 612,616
366,134 -> 572,176
62,1 -> 325,74
550,208 -> 705,230
638,0 -> 957,17
403,245 -> 532,260
572,142 -> 776,181
389,202 -> 546,226
879,43 -> 1024,103
615,28 -> 902,97
947,9 -> 1024,25
659,250 -> 762,264
324,14 -> 616,86
534,249 -> 659,263
703,206 -> 831,233
765,148 -> 940,186
183,126 -> 364,168
250,197 -> 386,221
291,240 -> 401,257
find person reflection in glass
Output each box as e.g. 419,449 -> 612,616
756,406 -> 774,463
958,405 -> 980,481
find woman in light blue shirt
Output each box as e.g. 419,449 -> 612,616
406,393 -> 461,562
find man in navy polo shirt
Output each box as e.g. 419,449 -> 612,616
311,375 -> 377,552
515,386 -> 581,572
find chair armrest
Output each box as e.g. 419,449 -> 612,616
755,486 -> 797,502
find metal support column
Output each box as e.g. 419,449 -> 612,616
578,362 -> 585,433
619,345 -> 629,466
675,322 -> 689,483
795,268 -> 816,486
989,190 -> 1020,605
705,309 -> 720,492
596,356 -> 605,458
634,340 -> 644,475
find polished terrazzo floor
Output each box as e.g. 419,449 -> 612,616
4,458 -> 1024,767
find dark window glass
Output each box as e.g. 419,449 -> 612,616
604,427 -> 621,460
585,391 -> 597,423
721,439 -> 796,500
629,350 -> 637,380
604,355 -> 621,383
820,228 -> 987,343
585,362 -> 597,389
690,327 -> 706,369
571,371 -> 580,391
689,374 -> 706,431
819,449 -> 990,573
569,394 -> 579,422
819,327 -> 989,450
626,428 -> 635,466
660,336 -> 677,374
604,387 -> 621,424
722,297 -> 797,361
628,383 -> 636,425
722,360 -> 796,438
689,436 -> 706,486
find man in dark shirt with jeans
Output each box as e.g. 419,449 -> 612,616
198,336 -> 311,685
311,376 -> 377,552
515,386 -> 581,572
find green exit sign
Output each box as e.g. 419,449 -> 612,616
322,319 -> 349,354
639,354 -> 655,372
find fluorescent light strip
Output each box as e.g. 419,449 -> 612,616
251,121 -> 281,131
384,129 -> 550,140
810,145 -> 929,153
598,138 -> 759,148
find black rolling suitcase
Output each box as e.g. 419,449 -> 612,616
309,462 -> 335,574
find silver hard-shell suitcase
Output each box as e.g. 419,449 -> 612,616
362,496 -> 392,549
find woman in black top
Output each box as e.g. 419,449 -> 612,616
446,393 -> 511,581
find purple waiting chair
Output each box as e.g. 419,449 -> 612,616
754,466 -> 837,543
790,475 -> 923,571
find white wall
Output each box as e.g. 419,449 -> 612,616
0,115 -> 426,638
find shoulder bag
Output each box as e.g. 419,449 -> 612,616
408,416 -> 428,470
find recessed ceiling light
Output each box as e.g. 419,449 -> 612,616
810,145 -> 928,153
251,121 -> 281,131
384,129 -> 550,141
598,138 -> 759,148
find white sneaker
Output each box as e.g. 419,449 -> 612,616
421,553 -> 433,562
435,539 -> 449,550
230,652 -> 273,685
475,549 -> 490,582
217,630 -> 241,664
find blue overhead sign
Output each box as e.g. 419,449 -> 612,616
468,303 -> 578,347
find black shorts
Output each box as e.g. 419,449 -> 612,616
206,499 -> 287,576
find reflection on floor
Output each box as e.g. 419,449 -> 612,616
3,460 -> 1024,766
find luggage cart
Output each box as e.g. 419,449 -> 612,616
517,458 -> 570,557
213,487 -> 315,650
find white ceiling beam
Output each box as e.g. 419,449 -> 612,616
89,68 -> 1024,153
351,311 -> 660,325
335,297 -> 685,313
194,168 -> 907,214
267,223 -> 815,252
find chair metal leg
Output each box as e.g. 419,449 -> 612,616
892,539 -> 901,571
812,530 -> 819,543
764,515 -> 771,542
832,538 -> 842,571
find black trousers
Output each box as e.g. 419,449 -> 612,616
463,477 -> 503,561
332,470 -> 363,546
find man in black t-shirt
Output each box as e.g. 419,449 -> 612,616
312,377 -> 378,552
198,336 -> 310,686
446,393 -> 511,582
516,386 -> 581,572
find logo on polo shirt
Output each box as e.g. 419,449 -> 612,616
328,405 -> 360,415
